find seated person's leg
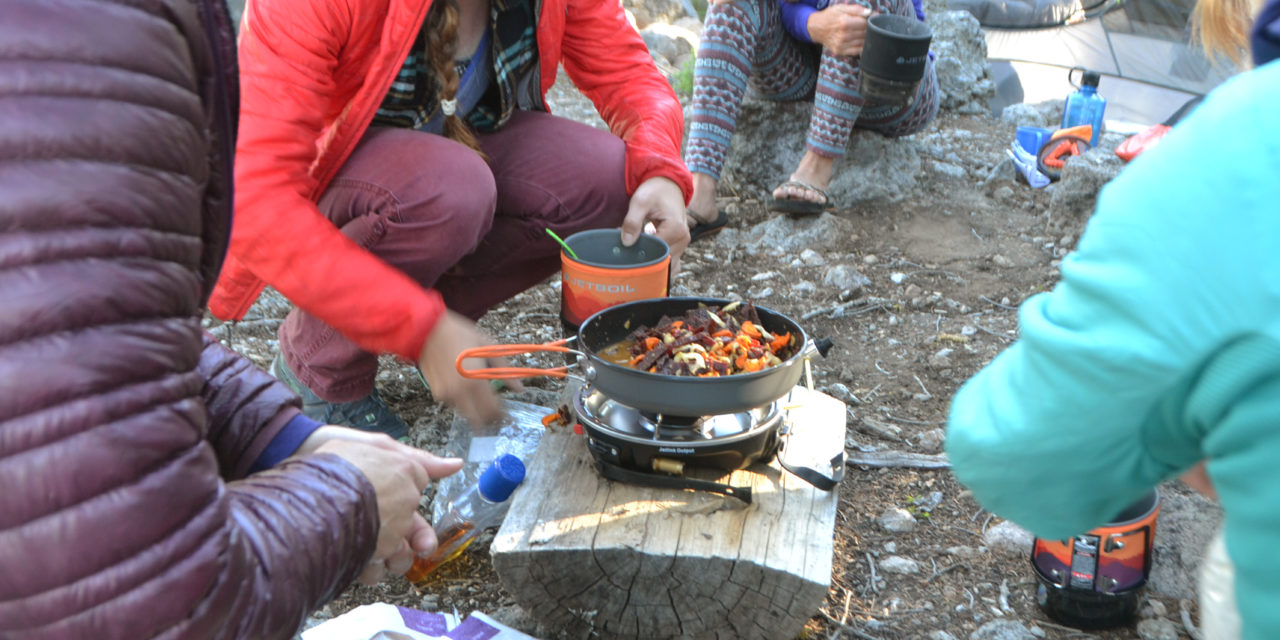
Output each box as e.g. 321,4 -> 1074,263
434,110 -> 631,320
277,127 -> 496,437
775,0 -> 937,211
685,0 -> 814,228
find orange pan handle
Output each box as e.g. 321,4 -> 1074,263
455,338 -> 578,379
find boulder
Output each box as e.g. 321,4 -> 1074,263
623,0 -> 694,30
1046,146 -> 1125,232
928,10 -> 996,114
711,99 -> 926,205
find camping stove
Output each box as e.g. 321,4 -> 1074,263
572,385 -> 785,476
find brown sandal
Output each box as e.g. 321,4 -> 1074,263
768,179 -> 833,216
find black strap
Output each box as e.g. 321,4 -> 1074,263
776,426 -> 845,491
594,458 -> 753,505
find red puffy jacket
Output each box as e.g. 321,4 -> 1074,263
208,0 -> 693,361
1,1 -> 376,637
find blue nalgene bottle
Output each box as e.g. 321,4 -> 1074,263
1061,69 -> 1106,147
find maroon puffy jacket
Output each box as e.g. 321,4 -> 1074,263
0,1 -> 378,638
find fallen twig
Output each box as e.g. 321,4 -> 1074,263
1180,598 -> 1204,640
857,416 -> 903,442
979,295 -> 1016,310
998,579 -> 1013,613
1035,620 -> 1101,639
873,361 -> 896,378
926,561 -> 969,583
818,610 -> 885,640
866,552 -> 879,593
801,300 -> 886,321
845,450 -> 950,469
912,375 -> 932,400
973,323 -> 1015,342
879,411 -> 944,426
908,268 -> 966,284
511,312 -> 560,324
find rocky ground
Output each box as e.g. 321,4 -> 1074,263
214,1 -> 1223,638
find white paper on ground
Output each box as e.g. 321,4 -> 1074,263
301,603 -> 538,640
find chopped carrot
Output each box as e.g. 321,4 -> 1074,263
541,411 -> 562,427
741,321 -> 762,338
643,336 -> 660,350
769,332 -> 791,353
670,320 -> 684,329
742,359 -> 764,373
711,329 -> 733,338
735,355 -> 748,370
629,353 -> 645,366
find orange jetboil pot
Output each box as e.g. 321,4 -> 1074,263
1030,489 -> 1160,630
559,228 -> 669,330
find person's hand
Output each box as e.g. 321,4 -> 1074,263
621,176 -> 689,280
304,432 -> 464,584
418,310 -> 523,428
807,5 -> 873,57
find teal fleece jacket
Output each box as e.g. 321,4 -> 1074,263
946,59 -> 1280,639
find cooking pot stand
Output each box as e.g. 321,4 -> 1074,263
592,430 -> 843,506
776,422 -> 845,491
593,458 -> 756,505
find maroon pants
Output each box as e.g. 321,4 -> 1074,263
280,110 -> 630,400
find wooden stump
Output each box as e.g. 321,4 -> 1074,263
492,386 -> 844,640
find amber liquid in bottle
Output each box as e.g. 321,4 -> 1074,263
404,521 -> 477,586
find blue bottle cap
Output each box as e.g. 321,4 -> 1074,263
478,454 -> 526,503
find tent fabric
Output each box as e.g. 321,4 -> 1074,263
946,0 -> 1103,28
949,0 -> 1239,126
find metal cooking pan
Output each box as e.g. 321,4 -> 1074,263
456,297 -> 830,416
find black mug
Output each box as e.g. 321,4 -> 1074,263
858,14 -> 932,106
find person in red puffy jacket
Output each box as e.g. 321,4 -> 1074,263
1,1 -> 462,637
208,0 -> 695,438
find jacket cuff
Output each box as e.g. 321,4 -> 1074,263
235,406 -> 302,478
628,154 -> 694,205
780,2 -> 817,43
249,412 -> 325,474
393,287 -> 446,362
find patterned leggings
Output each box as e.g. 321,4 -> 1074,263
685,0 -> 940,181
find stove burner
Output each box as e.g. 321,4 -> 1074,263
574,387 -> 784,473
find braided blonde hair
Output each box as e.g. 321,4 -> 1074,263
425,0 -> 486,158
1191,0 -> 1264,66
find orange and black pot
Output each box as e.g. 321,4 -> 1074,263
1030,489 -> 1160,630
559,229 -> 669,330
457,297 -> 833,416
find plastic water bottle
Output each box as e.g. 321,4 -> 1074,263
404,454 -> 526,586
1061,69 -> 1106,147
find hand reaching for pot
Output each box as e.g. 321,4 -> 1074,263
418,310 -> 523,429
622,176 -> 688,281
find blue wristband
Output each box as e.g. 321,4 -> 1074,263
250,413 -> 324,473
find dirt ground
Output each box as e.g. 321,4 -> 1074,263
209,109 -> 1207,640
